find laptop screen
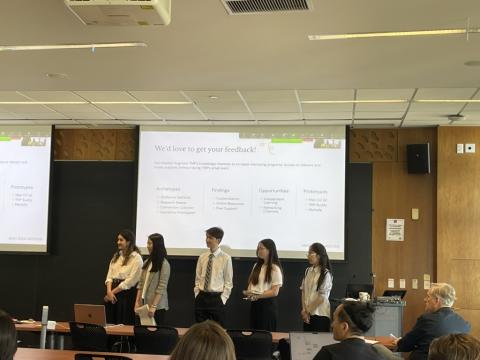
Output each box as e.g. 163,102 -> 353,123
290,332 -> 337,360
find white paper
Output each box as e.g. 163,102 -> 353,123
399,279 -> 405,289
388,278 -> 395,288
134,305 -> 156,326
412,279 -> 418,289
386,219 -> 404,241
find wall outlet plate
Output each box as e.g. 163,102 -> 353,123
466,143 -> 476,153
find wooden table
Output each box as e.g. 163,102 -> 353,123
15,348 -> 169,360
16,322 -> 289,349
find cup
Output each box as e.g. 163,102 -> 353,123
359,292 -> 370,302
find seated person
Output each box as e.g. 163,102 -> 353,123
395,283 -> 471,360
170,320 -> 236,360
313,300 -> 383,360
428,333 -> 480,360
0,309 -> 17,360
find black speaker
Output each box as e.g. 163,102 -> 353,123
407,143 -> 430,174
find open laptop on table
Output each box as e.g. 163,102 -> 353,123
73,304 -> 109,327
290,332 -> 337,360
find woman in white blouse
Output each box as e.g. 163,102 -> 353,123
243,239 -> 283,331
300,242 -> 333,332
135,233 -> 170,325
104,229 -> 143,325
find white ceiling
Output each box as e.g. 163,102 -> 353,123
1,0 -> 480,127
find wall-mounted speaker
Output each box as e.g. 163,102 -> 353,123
407,143 -> 430,174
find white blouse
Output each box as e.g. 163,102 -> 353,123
300,267 -> 332,317
248,264 -> 283,294
105,251 -> 143,291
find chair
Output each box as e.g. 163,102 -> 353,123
74,354 -> 132,360
227,329 -> 273,360
133,325 -> 179,355
69,321 -> 109,352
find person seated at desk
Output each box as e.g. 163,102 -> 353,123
170,320 -> 236,360
393,283 -> 471,360
0,309 -> 17,360
313,300 -> 383,360
428,334 -> 480,360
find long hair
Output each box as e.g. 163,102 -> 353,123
248,239 -> 282,286
0,309 -> 17,360
143,233 -> 167,273
170,320 -> 236,360
111,229 -> 140,266
308,242 -> 332,291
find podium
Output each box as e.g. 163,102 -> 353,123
364,300 -> 405,337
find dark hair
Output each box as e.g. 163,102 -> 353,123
308,242 -> 332,291
170,320 -> 236,360
248,239 -> 282,286
143,233 -> 167,273
111,229 -> 140,266
206,227 -> 224,242
337,301 -> 375,335
0,309 -> 17,360
429,334 -> 480,360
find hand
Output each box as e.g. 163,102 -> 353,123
148,308 -> 155,318
106,291 -> 117,303
134,301 -> 142,310
301,309 -> 310,323
243,290 -> 252,296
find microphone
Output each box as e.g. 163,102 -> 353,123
370,272 -> 376,301
40,305 -> 48,349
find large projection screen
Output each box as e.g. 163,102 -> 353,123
0,126 -> 52,253
136,126 -> 346,259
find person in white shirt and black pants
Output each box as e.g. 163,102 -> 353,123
194,227 -> 233,327
243,239 -> 283,331
300,242 -> 333,332
104,229 -> 143,325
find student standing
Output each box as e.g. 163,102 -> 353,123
135,233 -> 170,325
104,229 -> 143,325
194,227 -> 233,327
244,239 -> 283,331
300,242 -> 333,332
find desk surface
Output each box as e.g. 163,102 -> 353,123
15,348 -> 169,360
15,322 -> 289,343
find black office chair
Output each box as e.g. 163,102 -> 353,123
133,325 -> 179,355
227,329 -> 273,360
74,354 -> 132,360
69,322 -> 109,352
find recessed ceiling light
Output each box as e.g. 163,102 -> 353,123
308,28 -> 469,40
0,42 -> 147,52
301,99 -> 407,104
46,73 -> 69,79
464,60 -> 480,67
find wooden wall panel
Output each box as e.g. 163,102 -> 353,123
54,129 -> 136,161
350,129 -> 397,162
438,126 -> 480,337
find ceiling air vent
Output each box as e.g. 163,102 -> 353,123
221,0 -> 313,14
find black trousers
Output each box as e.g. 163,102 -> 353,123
195,291 -> 225,327
303,315 -> 331,332
250,297 -> 277,331
105,285 -> 137,325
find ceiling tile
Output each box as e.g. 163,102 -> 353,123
304,112 -> 352,120
357,89 -> 415,100
355,103 -> 408,112
205,113 -> 253,121
183,91 -> 242,102
355,111 -> 404,119
240,90 -> 297,102
298,90 -> 354,101
302,103 -> 352,112
19,91 -> 85,102
248,102 -> 299,112
415,88 -> 477,99
75,91 -> 133,102
254,113 -> 301,120
128,91 -> 187,102
145,104 -> 197,113
156,113 -> 205,120
195,102 -> 249,113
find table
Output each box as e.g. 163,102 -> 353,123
15,348 -> 169,360
16,322 -> 289,349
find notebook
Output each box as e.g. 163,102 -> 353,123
73,304 -> 107,327
290,332 -> 338,360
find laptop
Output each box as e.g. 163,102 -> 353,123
290,332 -> 338,360
73,304 -> 107,326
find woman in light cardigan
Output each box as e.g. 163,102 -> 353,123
135,233 -> 170,325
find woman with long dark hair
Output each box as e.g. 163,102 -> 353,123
135,233 -> 170,325
243,239 -> 283,331
300,242 -> 333,332
104,229 -> 143,325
